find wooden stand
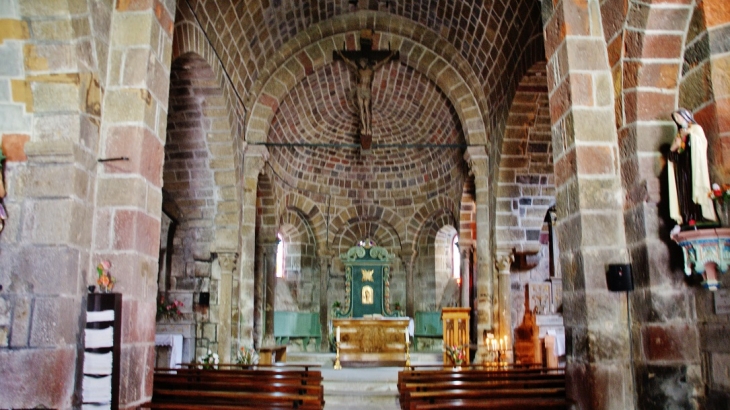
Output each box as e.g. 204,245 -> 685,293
442,307 -> 470,365
83,293 -> 122,409
259,345 -> 287,365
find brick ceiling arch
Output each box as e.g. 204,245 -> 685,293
164,53 -> 224,226
407,196 -> 458,250
494,61 -> 552,254
245,26 -> 488,146
183,2 -> 544,144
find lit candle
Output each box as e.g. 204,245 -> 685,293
405,328 -> 409,344
336,326 -> 340,342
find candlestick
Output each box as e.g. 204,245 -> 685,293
334,341 -> 342,370
336,326 -> 340,342
405,328 -> 409,344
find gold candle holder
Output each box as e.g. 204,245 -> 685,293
334,341 -> 342,370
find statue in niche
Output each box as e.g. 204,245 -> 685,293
362,286 -> 374,305
667,108 -> 716,227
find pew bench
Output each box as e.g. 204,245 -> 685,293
398,367 -> 567,410
403,387 -> 566,410
411,397 -> 571,409
274,311 -> 321,350
141,367 -> 324,410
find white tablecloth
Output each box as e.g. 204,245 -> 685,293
155,334 -> 183,368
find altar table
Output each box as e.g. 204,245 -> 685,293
333,318 -> 409,367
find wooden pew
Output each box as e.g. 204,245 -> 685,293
411,397 -> 571,409
398,367 -> 568,410
140,366 -> 324,410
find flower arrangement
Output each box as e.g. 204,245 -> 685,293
710,183 -> 730,205
236,346 -> 258,365
157,296 -> 184,321
444,344 -> 467,366
96,260 -> 115,293
197,349 -> 219,370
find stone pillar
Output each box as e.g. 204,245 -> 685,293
262,240 -> 278,347
0,2 -> 96,407
238,144 -> 268,348
318,253 -> 331,351
464,146 -> 491,361
93,2 -> 174,408
405,250 -> 417,317
216,253 -> 237,362
542,0 -> 633,407
495,251 -> 514,363
460,247 -> 472,309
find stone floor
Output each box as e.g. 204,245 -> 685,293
287,352 -> 442,409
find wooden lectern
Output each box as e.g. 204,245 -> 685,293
442,307 -> 470,365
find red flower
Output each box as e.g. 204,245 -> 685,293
689,219 -> 696,226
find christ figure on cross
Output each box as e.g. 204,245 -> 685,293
336,49 -> 397,137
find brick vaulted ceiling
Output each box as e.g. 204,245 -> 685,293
179,0 -> 545,208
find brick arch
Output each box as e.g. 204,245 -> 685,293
494,62 -> 553,254
333,221 -> 402,258
279,207 -> 316,246
171,17 -> 242,253
604,1 -> 698,210
164,53 -> 226,254
245,13 -> 488,146
679,0 -> 730,180
329,204 -> 405,250
406,196 -> 458,250
279,208 -> 318,284
278,192 -> 328,256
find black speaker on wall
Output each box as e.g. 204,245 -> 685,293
606,264 -> 634,292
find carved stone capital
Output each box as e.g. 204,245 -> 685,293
464,146 -> 489,177
461,245 -> 473,260
242,143 -> 269,175
494,252 -> 514,274
217,252 -> 238,273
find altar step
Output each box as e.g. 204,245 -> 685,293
286,352 -> 442,410
322,367 -> 400,410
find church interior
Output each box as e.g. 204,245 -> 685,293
1,0 -> 730,409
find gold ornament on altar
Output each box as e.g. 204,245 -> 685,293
361,269 -> 374,282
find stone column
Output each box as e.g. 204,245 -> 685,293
262,240 -> 278,347
238,144 -> 268,348
92,2 -> 174,407
405,250 -> 417,317
460,247 -> 472,311
216,253 -> 237,362
495,251 -> 514,363
542,0 -> 633,407
464,146 -> 491,361
318,253 -> 331,351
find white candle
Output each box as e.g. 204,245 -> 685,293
336,326 -> 340,342
405,328 -> 409,344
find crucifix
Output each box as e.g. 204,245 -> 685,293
333,29 -> 398,152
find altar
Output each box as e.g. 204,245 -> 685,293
332,242 -> 408,367
333,318 -> 410,367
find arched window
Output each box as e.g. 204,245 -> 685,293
452,235 -> 461,284
275,234 -> 285,278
